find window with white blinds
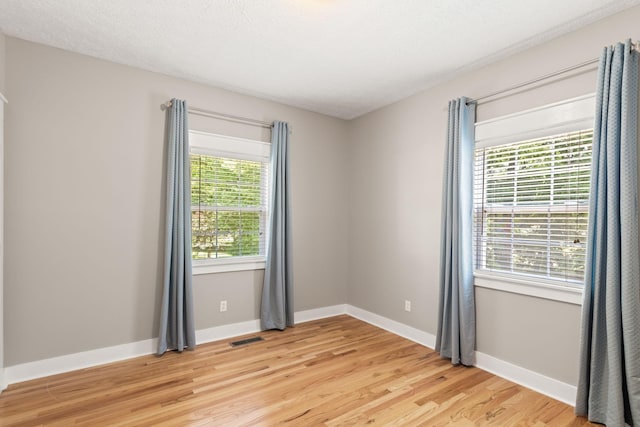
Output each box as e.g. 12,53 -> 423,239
189,131 -> 270,270
473,130 -> 592,284
473,94 -> 595,288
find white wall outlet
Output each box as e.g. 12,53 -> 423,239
404,300 -> 411,312
220,300 -> 228,312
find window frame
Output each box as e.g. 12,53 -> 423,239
189,130 -> 271,275
472,94 -> 595,304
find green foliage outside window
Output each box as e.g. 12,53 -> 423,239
191,154 -> 266,260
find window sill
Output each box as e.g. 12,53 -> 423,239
474,272 -> 583,305
193,257 -> 266,275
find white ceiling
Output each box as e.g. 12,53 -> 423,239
0,0 -> 639,119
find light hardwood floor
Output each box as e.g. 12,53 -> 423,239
0,315 -> 596,426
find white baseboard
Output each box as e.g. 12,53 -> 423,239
3,303 -> 577,407
195,305 -> 348,345
346,305 -> 437,349
196,319 -> 261,344
296,304 -> 347,323
344,305 -> 576,407
4,305 -> 348,386
5,338 -> 157,386
475,352 -> 577,406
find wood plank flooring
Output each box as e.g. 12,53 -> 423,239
0,315 -> 596,426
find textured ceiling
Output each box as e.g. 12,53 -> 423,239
0,0 -> 639,119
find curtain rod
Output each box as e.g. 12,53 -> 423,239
467,58 -> 598,104
161,101 -> 273,129
467,41 -> 639,105
0,92 -> 7,104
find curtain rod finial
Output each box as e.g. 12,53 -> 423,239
160,101 -> 172,111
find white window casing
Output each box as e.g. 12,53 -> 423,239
189,131 -> 271,162
473,94 -> 595,303
475,94 -> 595,149
189,131 -> 270,275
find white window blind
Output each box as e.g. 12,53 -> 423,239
189,131 -> 270,263
473,129 -> 593,285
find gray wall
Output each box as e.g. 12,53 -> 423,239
3,38 -> 349,366
0,33 -> 5,93
347,6 -> 640,386
0,31 -> 5,388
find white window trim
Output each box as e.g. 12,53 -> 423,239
474,272 -> 583,305
473,94 -> 594,304
475,93 -> 595,148
193,256 -> 266,275
189,130 -> 271,275
190,130 -> 270,162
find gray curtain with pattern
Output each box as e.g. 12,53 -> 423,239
435,97 -> 476,366
575,40 -> 640,426
260,121 -> 294,330
157,98 -> 196,355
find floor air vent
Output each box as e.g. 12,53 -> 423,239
230,336 -> 264,347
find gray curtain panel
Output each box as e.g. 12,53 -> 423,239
260,121 -> 294,330
435,97 -> 476,366
576,40 -> 640,426
157,98 -> 196,355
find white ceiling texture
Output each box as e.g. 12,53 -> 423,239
0,0 -> 639,119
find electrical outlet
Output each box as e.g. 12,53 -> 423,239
220,300 -> 228,312
404,300 -> 411,312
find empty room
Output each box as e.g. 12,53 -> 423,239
0,1 -> 639,425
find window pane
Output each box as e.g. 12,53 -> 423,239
192,210 -> 218,260
473,129 -> 592,285
485,240 -> 512,272
512,242 -> 548,275
191,152 -> 268,261
512,213 -> 548,241
550,244 -> 586,281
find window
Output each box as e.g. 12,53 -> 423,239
473,94 -> 595,300
189,131 -> 270,274
474,129 -> 592,283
